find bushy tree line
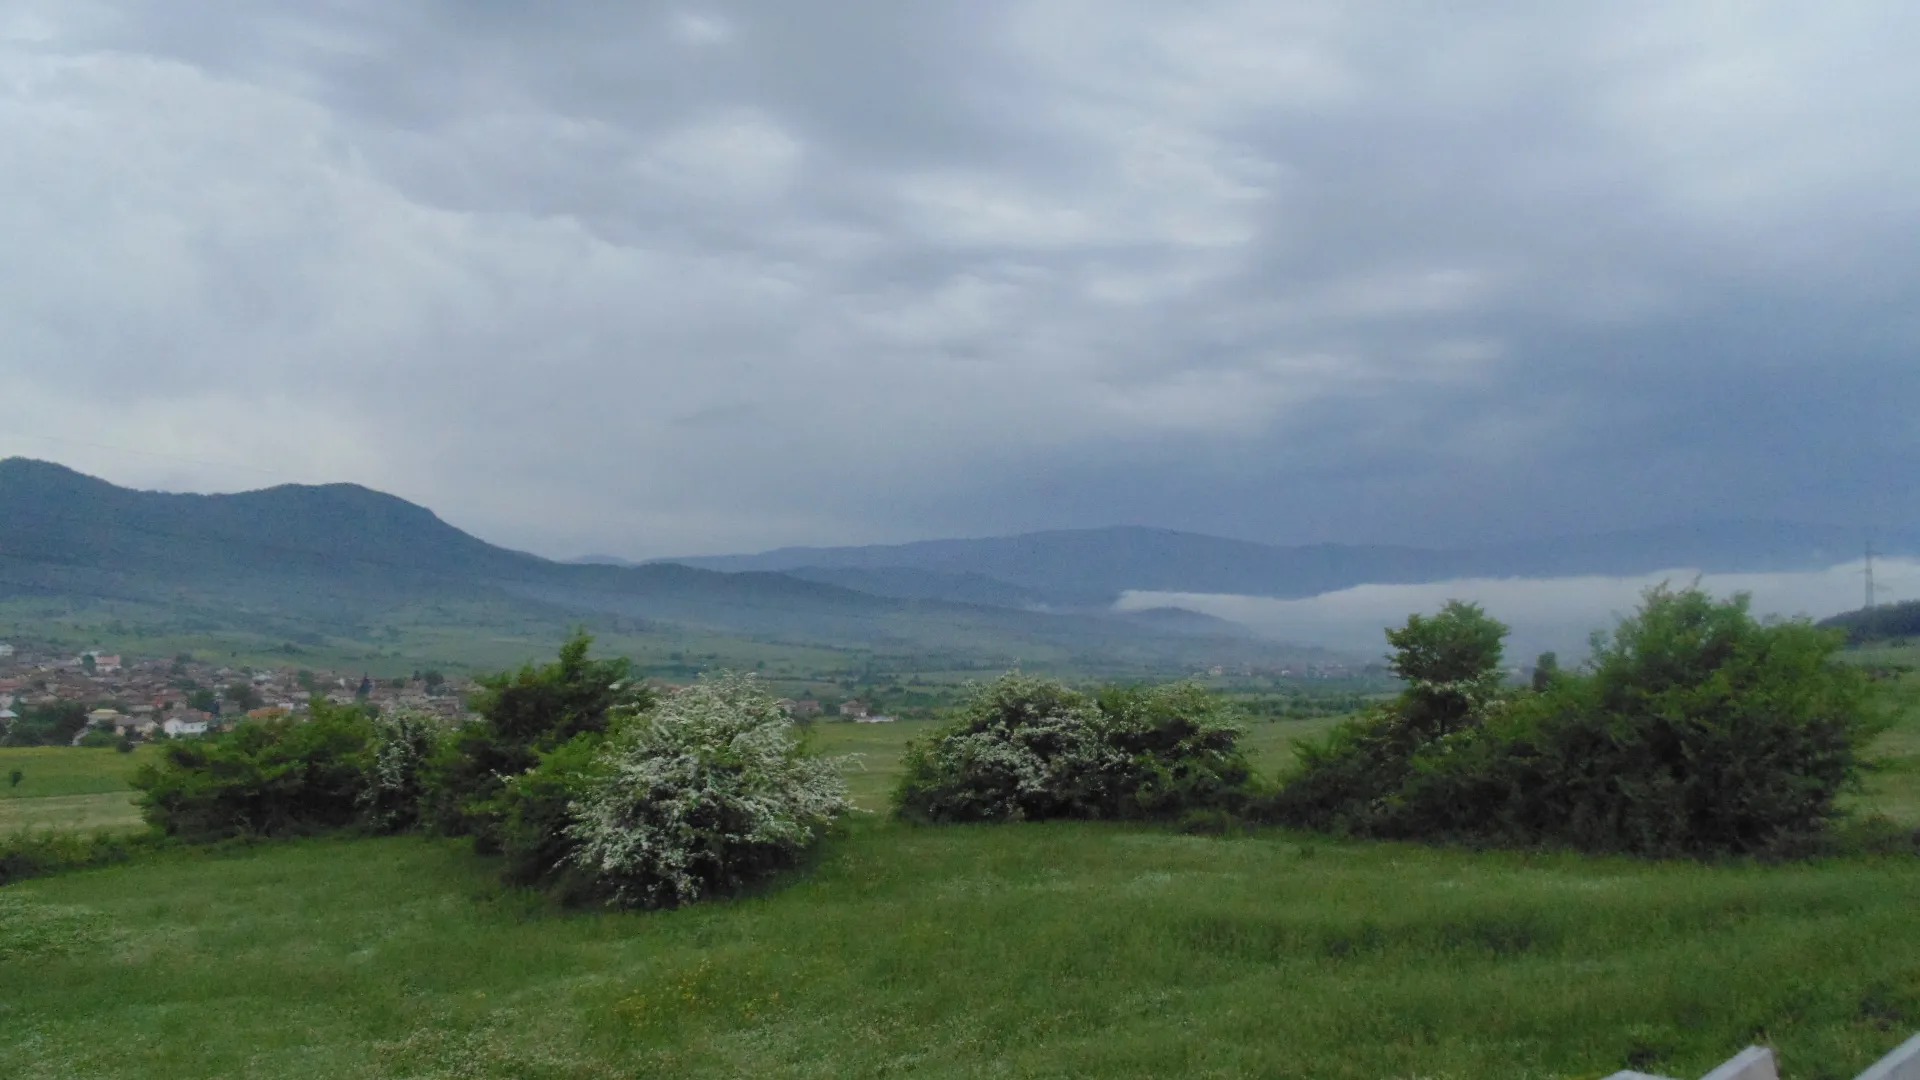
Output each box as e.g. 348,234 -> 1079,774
127,635 -> 854,908
1,701 -> 91,747
92,584 -> 1900,907
1271,587 -> 1888,857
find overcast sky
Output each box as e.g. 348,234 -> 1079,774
3,2 -> 1916,559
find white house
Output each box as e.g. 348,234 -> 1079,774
163,716 -> 209,737
87,708 -> 122,727
0,642 -> 14,657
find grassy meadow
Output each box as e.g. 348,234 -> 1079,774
0,746 -> 152,834
6,825 -> 1920,1079
1,676 -> 1916,1077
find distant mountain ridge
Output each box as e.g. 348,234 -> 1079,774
652,521 -> 1912,608
0,458 -> 1301,670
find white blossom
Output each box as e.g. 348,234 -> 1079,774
566,673 -> 851,909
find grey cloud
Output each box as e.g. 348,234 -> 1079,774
2,1 -> 1917,559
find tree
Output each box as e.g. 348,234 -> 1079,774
132,701 -> 376,841
1385,600 -> 1511,740
81,654 -> 96,675
1531,651 -> 1559,692
187,688 -> 219,713
422,633 -> 649,846
0,701 -> 90,747
1275,586 -> 1884,856
1386,599 -> 1507,685
225,682 -> 263,712
7,769 -> 21,788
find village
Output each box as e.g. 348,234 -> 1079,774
0,640 -> 476,744
0,639 -> 916,746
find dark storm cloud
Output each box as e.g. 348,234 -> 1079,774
2,1 -> 1916,557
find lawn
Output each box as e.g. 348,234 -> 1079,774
4,825 -> 1919,1079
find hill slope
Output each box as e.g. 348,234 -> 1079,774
665,521 -> 1914,606
0,459 -> 1292,670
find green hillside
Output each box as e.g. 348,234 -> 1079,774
0,459 -> 1317,675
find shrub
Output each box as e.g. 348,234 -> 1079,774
0,829 -> 166,887
565,673 -> 851,909
893,673 -> 1254,824
132,701 -> 376,841
357,710 -> 447,834
1273,587 -> 1885,857
421,633 -> 647,847
0,701 -> 89,747
496,733 -> 607,896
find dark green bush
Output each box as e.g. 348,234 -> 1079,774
132,701 -> 376,841
0,701 -> 89,747
894,674 -> 1254,823
1272,587 -> 1886,857
0,829 -> 167,886
419,633 -> 648,849
494,732 -> 607,896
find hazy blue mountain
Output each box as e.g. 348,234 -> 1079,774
778,566 -> 1053,609
0,459 -> 1298,670
1116,606 -> 1256,638
568,554 -> 643,568
665,521 -> 1914,606
665,527 -> 1464,604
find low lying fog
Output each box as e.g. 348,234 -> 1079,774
1117,559 -> 1920,662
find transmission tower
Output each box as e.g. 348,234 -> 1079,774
1865,543 -> 1877,614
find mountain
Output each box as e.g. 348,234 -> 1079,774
666,527 -> 1463,605
778,567 -> 1053,610
1116,606 -> 1257,638
0,459 -> 1296,671
663,521 -> 1913,607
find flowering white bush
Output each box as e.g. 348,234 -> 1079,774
893,674 -> 1252,823
566,673 -> 851,909
358,709 -> 445,833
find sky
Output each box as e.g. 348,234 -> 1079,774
3,2 -> 1917,560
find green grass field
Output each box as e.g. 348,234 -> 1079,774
0,745 -> 156,799
0,746 -> 152,833
2,686 -> 1916,1077
5,825 -> 1919,1079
